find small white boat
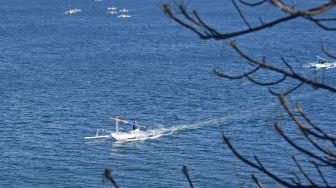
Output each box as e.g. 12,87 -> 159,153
110,118 -> 147,141
117,8 -> 130,18
65,8 -> 82,15
119,8 -> 128,13
85,117 -> 153,141
304,56 -> 336,70
107,11 -> 118,14
117,14 -> 131,18
314,63 -> 336,69
107,6 -> 117,11
107,6 -> 118,14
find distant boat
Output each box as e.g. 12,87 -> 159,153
107,10 -> 118,14
107,6 -> 117,11
85,117 -> 154,141
65,8 -> 81,15
307,63 -> 336,70
110,118 -> 149,141
119,8 -> 128,13
304,56 -> 336,70
117,9 -> 130,18
117,14 -> 131,18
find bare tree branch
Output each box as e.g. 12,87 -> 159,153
164,1 -> 336,187
214,66 -> 261,80
252,174 -> 265,188
183,165 -> 195,188
279,94 -> 336,160
321,41 -> 336,59
292,157 -> 317,187
163,1 -> 336,41
274,115 -> 336,167
103,168 -> 120,188
283,82 -> 304,96
290,172 -> 301,186
314,17 -> 336,22
246,74 -> 287,86
281,57 -> 296,74
162,4 -> 207,39
239,0 -> 267,7
163,3 -> 301,40
311,160 -> 331,187
306,16 -> 336,31
230,42 -> 336,92
296,103 -> 336,145
223,135 -> 298,187
269,0 -> 336,16
232,0 -> 252,29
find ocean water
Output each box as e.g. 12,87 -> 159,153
1,0 -> 335,187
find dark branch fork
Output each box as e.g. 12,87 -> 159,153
215,42 -> 336,93
278,95 -> 336,165
223,134 -> 334,188
162,0 -> 336,187
103,1 -> 335,188
163,0 -> 336,40
239,0 -> 268,7
321,42 -> 336,60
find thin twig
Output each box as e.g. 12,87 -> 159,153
252,175 -> 265,188
239,0 -> 267,6
104,168 -> 120,188
183,165 -> 195,188
232,0 -> 252,29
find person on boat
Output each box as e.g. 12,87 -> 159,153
132,121 -> 139,130
317,56 -> 326,64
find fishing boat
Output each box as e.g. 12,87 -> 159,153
85,117 -> 152,141
107,6 -> 117,11
110,118 -> 148,141
304,56 -> 336,70
65,8 -> 82,15
117,8 -> 131,18
107,6 -> 118,14
119,8 -> 129,13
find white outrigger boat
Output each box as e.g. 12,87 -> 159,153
85,117 -> 153,141
304,56 -> 336,70
107,6 -> 118,14
65,8 -> 82,15
110,117 -> 148,140
117,8 -> 131,18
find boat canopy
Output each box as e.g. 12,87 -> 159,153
111,117 -> 129,124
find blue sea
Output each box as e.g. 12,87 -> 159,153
1,0 -> 335,187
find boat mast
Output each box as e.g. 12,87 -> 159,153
115,119 -> 119,132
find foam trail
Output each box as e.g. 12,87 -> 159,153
140,116 -> 235,140
139,95 -> 287,141
95,90 -> 315,144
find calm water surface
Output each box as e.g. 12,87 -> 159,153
1,0 -> 335,187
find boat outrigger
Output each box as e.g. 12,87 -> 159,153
85,117 -> 152,141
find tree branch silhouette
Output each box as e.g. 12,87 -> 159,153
163,0 -> 336,187
163,1 -> 336,40
103,168 -> 120,188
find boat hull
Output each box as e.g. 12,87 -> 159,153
111,130 -> 148,141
